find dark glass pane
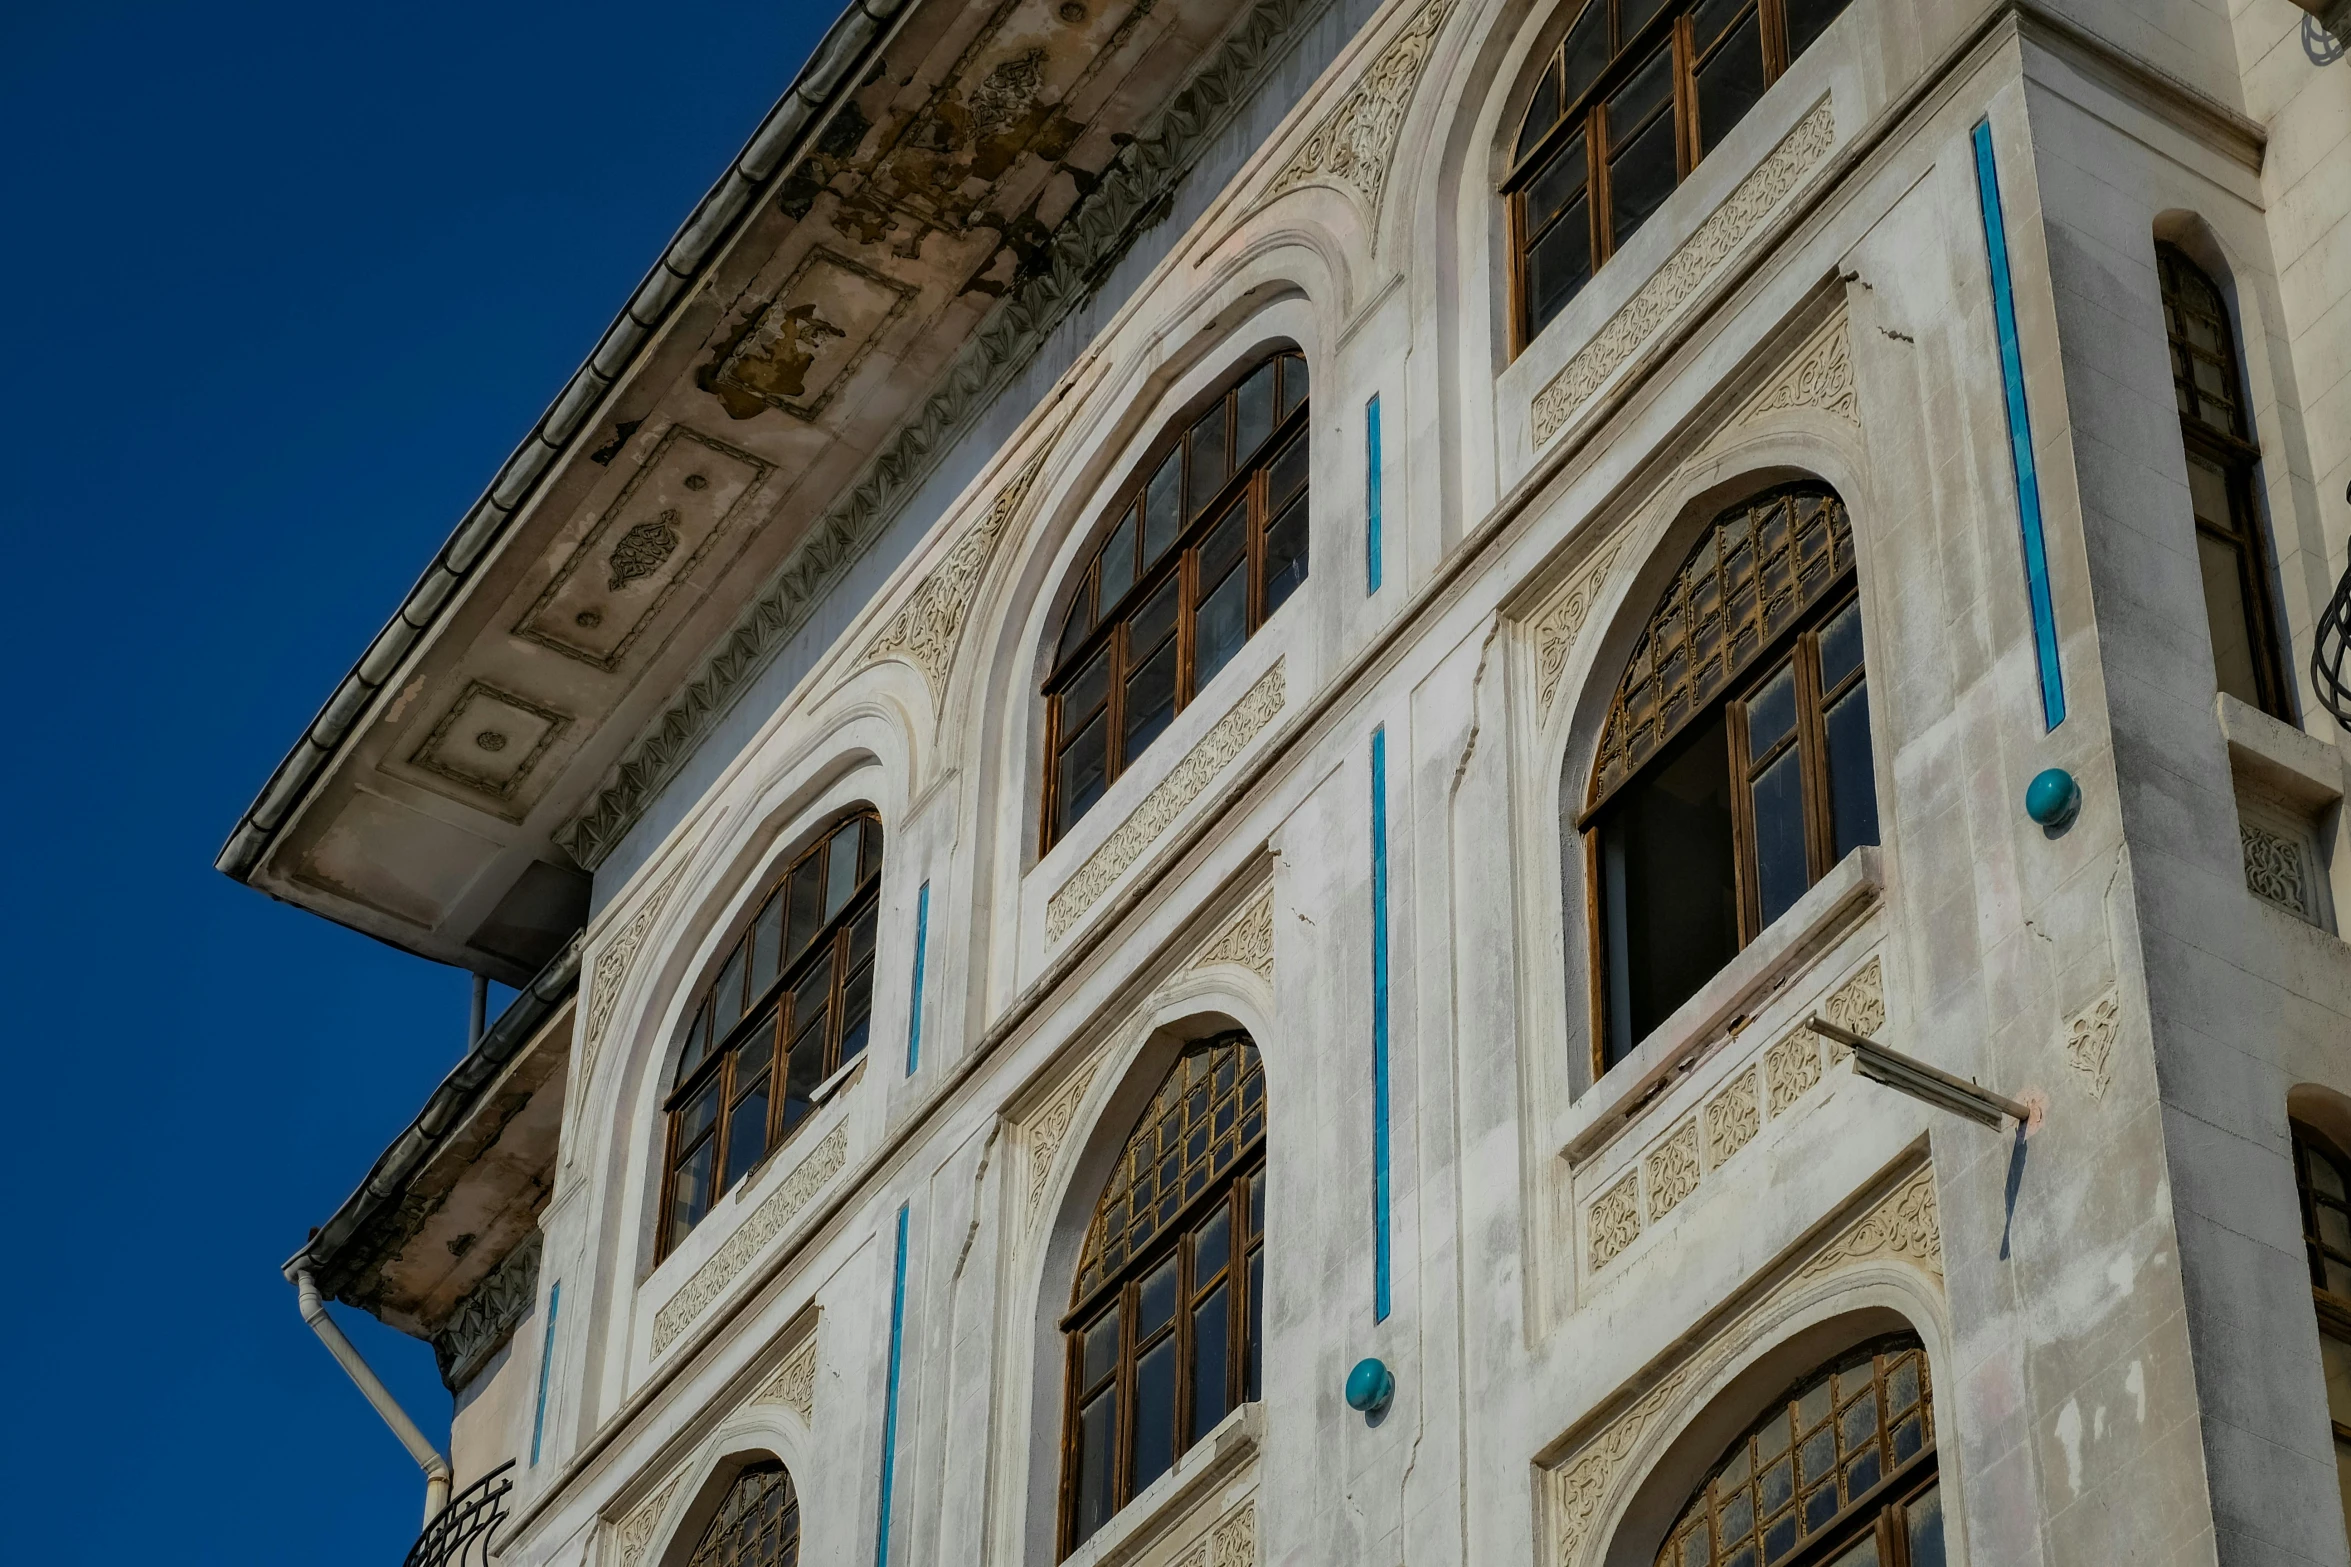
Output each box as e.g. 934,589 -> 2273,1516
1131,1335 -> 1178,1495
1132,574 -> 1181,657
750,893 -> 783,1000
1527,189 -> 1593,334
1762,1511 -> 1798,1562
1248,1171 -> 1265,1238
861,815 -> 884,879
1145,450 -> 1183,565
781,1025 -> 825,1135
679,1078 -> 721,1147
1783,0 -> 1853,58
724,1079 -> 770,1189
670,1138 -> 715,1246
1824,680 -> 1878,861
1619,0 -> 1673,43
1759,1454 -> 1793,1512
1056,712 -> 1109,835
1905,1484 -> 1946,1567
2197,529 -> 2264,708
1245,1245 -> 1264,1400
1750,745 -> 1809,927
1100,506 -> 1138,610
824,821 -> 862,920
713,942 -> 747,1036
789,961 -> 832,1049
1278,354 -> 1308,420
1187,403 -> 1230,519
1696,12 -> 1768,154
1596,708 -> 1738,1067
1263,497 -> 1309,617
1062,640 -> 1111,723
1236,361 -> 1276,464
735,1021 -> 773,1083
1058,575 -> 1095,663
1191,1281 -> 1231,1441
1525,131 -> 1588,233
787,860 -> 825,958
1124,638 -> 1178,760
1194,1206 -> 1231,1284
2187,450 -> 2238,533
1692,0 -> 1749,51
837,955 -> 874,1063
1518,60 -> 1560,162
1744,662 -> 1798,759
680,1002 -> 712,1076
1607,52 -> 1678,251
1559,0 -> 1609,109
1817,598 -> 1864,691
1195,565 -> 1248,691
1140,1255 -> 1178,1336
1082,1304 -> 1122,1388
1267,431 -> 1308,512
1199,500 -> 1248,586
1074,1389 -> 1119,1546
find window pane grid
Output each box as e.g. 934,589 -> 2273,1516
1658,1337 -> 1932,1567
661,812 -> 883,1258
1508,0 -> 1851,346
1592,485 -> 1854,806
1063,1037 -> 1268,1557
687,1462 -> 802,1567
1045,355 -> 1309,846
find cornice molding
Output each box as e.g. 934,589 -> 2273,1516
559,0 -> 1342,869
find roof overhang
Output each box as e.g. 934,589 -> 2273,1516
218,0 -> 1270,980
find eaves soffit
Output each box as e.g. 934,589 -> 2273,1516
221,0 -> 1258,980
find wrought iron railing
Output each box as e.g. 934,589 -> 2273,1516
2316,534 -> 2351,731
403,1461 -> 513,1567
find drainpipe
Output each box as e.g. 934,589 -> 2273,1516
290,1260 -> 453,1525
469,972 -> 489,1049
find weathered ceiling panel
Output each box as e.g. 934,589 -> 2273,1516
224,0 -> 1273,978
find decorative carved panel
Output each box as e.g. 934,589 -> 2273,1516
1192,890 -> 1275,980
705,248 -> 918,422
2064,990 -> 2119,1099
616,1472 -> 685,1567
861,448 -> 1049,703
2242,820 -> 2317,921
577,858 -> 691,1108
1705,1069 -> 1761,1168
1262,0 -> 1454,230
1647,1119 -> 1702,1221
1025,1053 -> 1104,1229
514,425 -> 774,671
1532,99 -> 1836,447
1763,1026 -> 1823,1116
1739,312 -> 1858,426
752,1331 -> 820,1424
408,681 -> 573,814
1589,1170 -> 1641,1271
1531,542 -> 1622,721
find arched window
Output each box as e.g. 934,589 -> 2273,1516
1061,1034 -> 1268,1555
661,810 -> 883,1257
1657,1334 -> 1941,1567
2156,242 -> 2288,717
685,1462 -> 801,1567
1583,483 -> 1874,1073
1043,352 -> 1310,847
2290,1121 -> 2351,1528
1506,0 -> 1854,350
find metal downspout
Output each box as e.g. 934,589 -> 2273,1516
290,1262 -> 453,1524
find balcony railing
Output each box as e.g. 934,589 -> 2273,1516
2317,536 -> 2351,731
403,1461 -> 512,1567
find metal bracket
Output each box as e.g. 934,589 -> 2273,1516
1807,1016 -> 2038,1132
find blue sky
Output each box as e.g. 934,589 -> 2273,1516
0,3 -> 827,1559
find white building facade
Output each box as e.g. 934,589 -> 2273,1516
226,1 -> 2351,1565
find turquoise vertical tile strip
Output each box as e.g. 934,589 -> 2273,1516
876,1205 -> 910,1567
905,881 -> 930,1075
1972,118 -> 2066,729
1369,727 -> 1392,1323
530,1282 -> 560,1465
1366,394 -> 1384,595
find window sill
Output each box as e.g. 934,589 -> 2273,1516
1057,1401 -> 1261,1567
1562,846 -> 1882,1166
2218,693 -> 2344,809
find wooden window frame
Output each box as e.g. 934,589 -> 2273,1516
1504,0 -> 1850,355
1579,486 -> 1868,1080
2292,1124 -> 2351,1484
1040,352 -> 1310,852
657,810 -> 883,1261
1655,1335 -> 1940,1567
1056,1037 -> 1268,1558
2156,241 -> 2292,720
